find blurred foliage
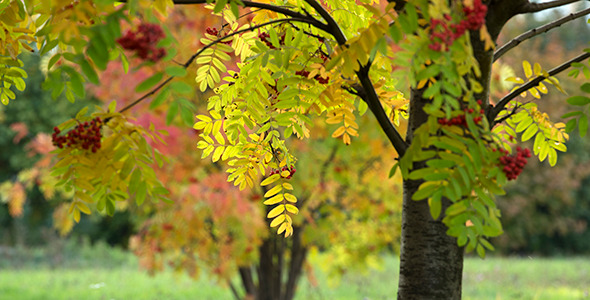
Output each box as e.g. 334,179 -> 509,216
0,53 -> 134,248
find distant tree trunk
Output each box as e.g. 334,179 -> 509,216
237,224 -> 307,300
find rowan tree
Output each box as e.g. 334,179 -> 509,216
2,0 -> 590,299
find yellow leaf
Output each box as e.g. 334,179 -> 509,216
284,224 -> 293,237
332,126 -> 346,138
417,79 -> 428,89
264,194 -> 285,205
285,204 -> 299,214
282,182 -> 293,190
75,191 -> 93,203
523,60 -> 532,78
264,185 -> 283,198
267,205 -> 285,218
73,208 -> 80,223
530,88 -> 540,99
284,193 -> 297,203
343,133 -> 351,145
212,146 -> 224,162
533,62 -> 542,76
326,116 -> 342,124
270,214 -> 285,227
76,202 -> 91,215
261,174 -> 280,186
277,222 -> 287,234
280,170 -> 291,177
505,76 -> 524,84
153,0 -> 174,16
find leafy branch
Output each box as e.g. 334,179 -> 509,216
119,17 -> 314,113
300,0 -> 408,155
145,0 -> 331,32
494,6 -> 590,61
490,51 -> 590,124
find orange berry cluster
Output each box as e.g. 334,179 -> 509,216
497,146 -> 531,181
52,117 -> 103,153
429,0 -> 487,51
269,166 -> 296,179
117,23 -> 166,62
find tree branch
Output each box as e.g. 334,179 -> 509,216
517,0 -> 582,14
494,6 -> 590,62
302,0 -> 347,45
356,64 -> 408,157
299,0 -> 408,155
119,17 -> 313,113
490,51 -> 590,124
119,0 -> 329,31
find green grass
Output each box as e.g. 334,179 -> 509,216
0,243 -> 589,300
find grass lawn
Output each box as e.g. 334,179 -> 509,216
0,243 -> 589,299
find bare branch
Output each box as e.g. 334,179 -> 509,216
494,7 -> 590,61
119,18 -> 309,113
489,51 -> 590,124
518,0 -> 582,14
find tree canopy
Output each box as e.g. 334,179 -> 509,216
2,0 -> 590,298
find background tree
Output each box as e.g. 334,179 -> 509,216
2,0 -> 590,299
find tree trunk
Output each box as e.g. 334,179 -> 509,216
397,87 -> 465,299
241,224 -> 307,300
396,2 -> 515,297
398,179 -> 464,299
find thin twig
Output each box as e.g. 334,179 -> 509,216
489,51 -> 590,123
518,0 -> 582,14
494,7 -> 590,61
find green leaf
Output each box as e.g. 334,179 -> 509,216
412,182 -> 440,201
170,81 -> 193,95
426,159 -> 456,168
135,181 -> 147,205
150,88 -> 169,109
165,66 -> 187,77
136,72 -> 164,93
579,114 -> 588,137
80,60 -> 99,85
429,190 -> 442,220
567,95 -> 590,106
388,162 -> 399,178
166,101 -> 179,125
561,111 -> 583,119
581,83 -> 590,94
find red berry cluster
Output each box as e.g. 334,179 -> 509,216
258,32 -> 288,49
117,23 -> 167,62
205,27 -> 232,45
295,54 -> 330,84
269,166 -> 297,179
52,117 -> 103,153
497,146 -> 531,180
438,100 -> 485,126
428,0 -> 487,51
